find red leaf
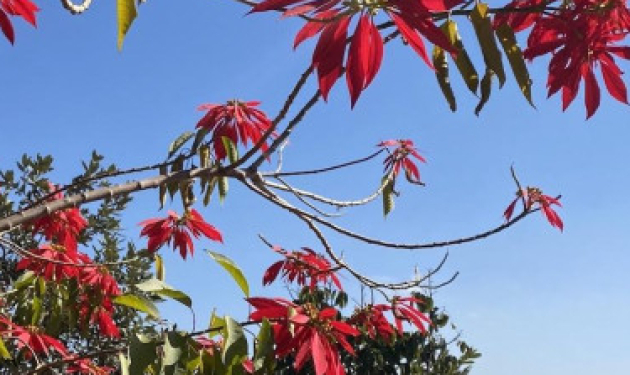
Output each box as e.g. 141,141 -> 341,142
608,46 -> 630,60
330,321 -> 360,336
503,198 -> 518,221
0,10 -> 14,44
293,334 -> 312,370
418,0 -> 462,10
366,19 -> 384,88
250,0 -> 302,12
6,0 -> 38,26
313,17 -> 351,100
389,12 -> 433,68
311,332 -> 329,375
282,4 -> 315,18
600,54 -> 628,104
582,64 -> 601,119
560,69 -> 581,111
263,261 -> 284,285
542,205 -> 563,231
347,14 -> 372,107
293,10 -> 337,49
403,158 -> 420,181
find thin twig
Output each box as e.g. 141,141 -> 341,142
275,177 -> 343,218
263,175 -> 390,208
264,149 -> 384,178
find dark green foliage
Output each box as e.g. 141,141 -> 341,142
0,152 -> 154,374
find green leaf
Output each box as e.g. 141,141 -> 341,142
162,331 -> 186,375
14,270 -> 35,290
495,23 -> 535,107
203,176 -> 218,206
136,278 -> 192,308
441,20 -> 478,94
470,3 -> 506,87
117,0 -> 138,51
129,333 -> 158,375
0,337 -> 11,360
155,254 -> 165,281
46,293 -> 63,336
475,69 -> 494,116
254,319 -> 274,374
207,251 -> 250,297
218,176 -> 228,204
382,177 -> 395,217
191,128 -> 210,154
221,136 -> 239,164
209,311 -> 225,339
199,145 -> 211,169
222,316 -> 248,370
36,276 -> 46,295
168,131 -> 195,159
432,45 -> 457,112
31,295 -> 42,325
113,294 -> 160,319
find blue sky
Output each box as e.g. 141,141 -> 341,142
2,1 -> 630,374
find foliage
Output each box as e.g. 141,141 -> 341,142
2,0 -> 621,372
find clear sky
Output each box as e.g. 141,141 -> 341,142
2,1 -> 630,374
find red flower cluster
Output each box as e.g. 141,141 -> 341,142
16,243 -> 80,281
378,139 -> 426,184
0,317 -> 66,358
250,0 -> 459,106
389,296 -> 430,334
196,100 -> 273,161
79,298 -> 121,338
350,297 -> 430,340
504,187 -> 563,231
247,297 -> 359,375
16,244 -> 123,338
263,246 -> 342,290
0,0 -> 38,44
28,182 -> 88,254
497,0 -> 630,118
139,208 -> 223,259
348,305 -> 395,341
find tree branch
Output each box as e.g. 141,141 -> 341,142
0,166 -> 229,232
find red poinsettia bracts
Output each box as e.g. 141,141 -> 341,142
521,0 -> 630,118
379,139 -> 426,184
0,316 -> 67,358
0,0 -> 38,44
139,208 -> 223,259
504,187 -> 563,231
27,182 -> 88,254
263,246 -> 342,290
196,100 -> 272,161
493,0 -> 547,32
390,296 -> 430,334
16,244 -> 80,281
250,0 -> 459,106
88,305 -> 121,338
349,304 -> 396,342
80,263 -> 121,297
247,298 -> 359,375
